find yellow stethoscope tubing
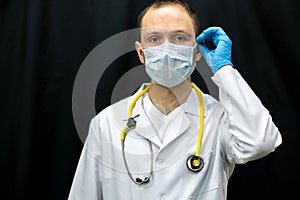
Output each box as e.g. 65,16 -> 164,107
191,83 -> 204,158
120,86 -> 151,140
120,84 -> 204,159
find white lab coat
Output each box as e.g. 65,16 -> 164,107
68,66 -> 282,200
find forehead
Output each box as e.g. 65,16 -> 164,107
140,5 -> 194,35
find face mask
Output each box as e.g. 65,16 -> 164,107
142,43 -> 197,88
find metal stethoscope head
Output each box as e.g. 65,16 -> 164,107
120,83 -> 205,185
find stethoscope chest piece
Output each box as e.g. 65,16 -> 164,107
186,155 -> 204,172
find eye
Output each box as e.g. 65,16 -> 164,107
174,34 -> 187,42
148,36 -> 161,44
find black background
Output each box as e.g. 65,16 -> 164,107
1,0 -> 299,199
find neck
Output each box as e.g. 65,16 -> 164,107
148,79 -> 192,115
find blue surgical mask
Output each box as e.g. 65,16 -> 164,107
142,43 -> 197,88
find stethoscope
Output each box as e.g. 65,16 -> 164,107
120,83 -> 204,185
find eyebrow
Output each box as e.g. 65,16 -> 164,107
170,30 -> 193,37
143,31 -> 162,36
142,30 -> 192,36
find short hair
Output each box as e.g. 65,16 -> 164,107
137,0 -> 200,35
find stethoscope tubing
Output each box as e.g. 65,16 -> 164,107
120,83 -> 205,185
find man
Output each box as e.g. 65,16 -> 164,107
68,0 -> 282,199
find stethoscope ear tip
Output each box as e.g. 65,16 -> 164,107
135,177 -> 150,185
186,155 -> 204,173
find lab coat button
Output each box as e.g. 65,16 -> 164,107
159,195 -> 166,200
157,158 -> 164,163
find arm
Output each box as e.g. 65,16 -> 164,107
213,65 -> 282,163
68,117 -> 103,200
197,27 -> 282,164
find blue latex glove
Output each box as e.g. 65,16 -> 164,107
196,27 -> 233,74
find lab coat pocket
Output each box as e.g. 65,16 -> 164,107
182,151 -> 225,199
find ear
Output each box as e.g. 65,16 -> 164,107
135,41 -> 145,64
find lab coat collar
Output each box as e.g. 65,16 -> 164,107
134,104 -> 191,149
128,83 -> 206,147
183,85 -> 208,117
129,83 -> 162,147
130,83 -> 208,118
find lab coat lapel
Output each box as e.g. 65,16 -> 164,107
159,86 -> 206,149
175,111 -> 192,138
120,84 -> 161,147
160,110 -> 192,149
184,87 -> 208,118
134,111 -> 162,148
126,83 -> 206,149
154,111 -> 194,167
131,90 -> 162,147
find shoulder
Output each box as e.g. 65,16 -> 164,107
89,84 -> 149,133
202,93 -> 227,120
92,84 -> 149,123
92,96 -> 131,126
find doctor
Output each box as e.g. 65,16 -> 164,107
68,0 -> 282,199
